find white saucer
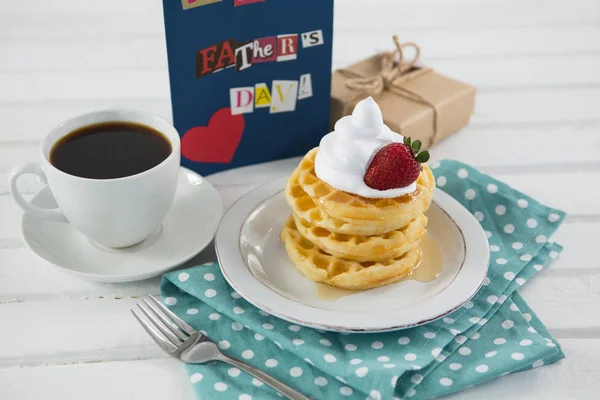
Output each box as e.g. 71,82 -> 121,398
22,167 -> 223,283
216,178 -> 489,332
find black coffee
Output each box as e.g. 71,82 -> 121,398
50,122 -> 172,179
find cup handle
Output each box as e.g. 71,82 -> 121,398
9,163 -> 66,221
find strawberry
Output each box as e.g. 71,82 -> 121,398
364,137 -> 430,190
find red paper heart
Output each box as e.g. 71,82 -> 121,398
181,108 -> 245,163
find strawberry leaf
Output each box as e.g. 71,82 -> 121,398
415,151 -> 430,163
412,140 -> 422,153
403,136 -> 410,146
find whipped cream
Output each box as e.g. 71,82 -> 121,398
314,97 -> 417,198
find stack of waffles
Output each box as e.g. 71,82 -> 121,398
281,148 -> 436,290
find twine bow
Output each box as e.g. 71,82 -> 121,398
340,35 -> 439,146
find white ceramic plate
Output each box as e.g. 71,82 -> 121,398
216,178 -> 489,332
22,167 -> 223,283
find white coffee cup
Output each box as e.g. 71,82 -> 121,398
9,110 -> 181,249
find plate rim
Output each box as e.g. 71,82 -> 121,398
21,167 -> 223,283
216,177 -> 489,332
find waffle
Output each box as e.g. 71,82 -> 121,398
280,216 -> 421,290
297,148 -> 435,224
293,212 -> 426,262
285,168 -> 417,236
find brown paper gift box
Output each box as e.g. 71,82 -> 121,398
331,39 -> 476,148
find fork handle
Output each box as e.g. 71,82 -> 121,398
220,355 -> 311,400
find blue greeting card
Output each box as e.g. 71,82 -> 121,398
162,0 -> 334,176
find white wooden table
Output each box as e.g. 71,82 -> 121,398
1,0 -> 599,398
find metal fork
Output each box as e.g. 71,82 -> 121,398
131,295 -> 310,400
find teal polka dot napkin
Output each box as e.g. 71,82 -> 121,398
160,160 -> 566,400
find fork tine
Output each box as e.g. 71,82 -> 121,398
141,298 -> 189,341
147,295 -> 196,335
137,302 -> 185,345
131,309 -> 178,354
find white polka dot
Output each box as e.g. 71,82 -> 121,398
510,303 -> 519,311
404,353 -> 417,361
504,224 -> 515,234
547,342 -> 557,347
203,273 -> 215,281
524,313 -> 532,322
178,272 -> 190,282
495,205 -> 506,215
424,332 -> 436,339
218,340 -> 230,349
486,231 -> 492,238
489,245 -> 500,253
474,211 -> 484,221
350,358 -> 363,365
292,339 -> 304,346
228,368 -> 241,377
274,341 -> 283,349
471,332 -> 481,340
498,295 -> 507,304
242,350 -> 254,359
233,306 -> 245,315
549,213 -> 560,222
465,189 -> 476,200
371,341 -> 383,349
449,363 -> 462,371
209,313 -> 221,320
497,258 -> 508,265
443,317 -> 455,324
340,387 -> 353,396
408,389 -> 417,397
254,333 -> 264,341
204,289 -> 216,298
512,242 -> 523,250
398,336 -> 410,344
528,327 -> 537,333
487,295 -> 499,304
263,359 -> 278,368
304,358 -> 313,365
455,335 -> 467,344
533,360 -> 544,368
289,367 -> 302,377
520,339 -> 533,346
475,364 -> 489,373
383,364 -> 396,368
336,376 -> 347,384
458,347 -> 471,355
324,354 -> 337,363
252,378 -> 263,387
478,318 -> 488,325
412,365 -> 422,371
288,325 -> 301,332
355,367 -> 369,377
504,271 -> 515,280
231,292 -> 242,299
436,176 -> 447,187
190,373 -> 203,383
483,277 -> 491,286
432,347 -> 442,357
516,278 -> 526,286
485,351 -> 497,358
494,338 -> 506,345
487,184 -> 498,193
511,352 -> 524,360
518,199 -> 529,208
345,344 -> 357,351
534,264 -> 544,271
214,382 -> 227,391
263,323 -> 274,330
450,328 -> 461,335
463,301 -> 474,309
411,374 -> 423,384
314,377 -> 327,386
458,168 -> 468,178
440,378 -> 453,386
502,320 -> 515,329
239,395 -> 252,400
535,235 -> 547,244
550,250 -> 559,259
520,254 -> 532,262
527,218 -> 538,228
231,322 -> 243,331
199,330 -> 207,336
164,297 -> 177,306
371,389 -> 383,400
187,308 -> 198,315
469,317 -> 481,325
